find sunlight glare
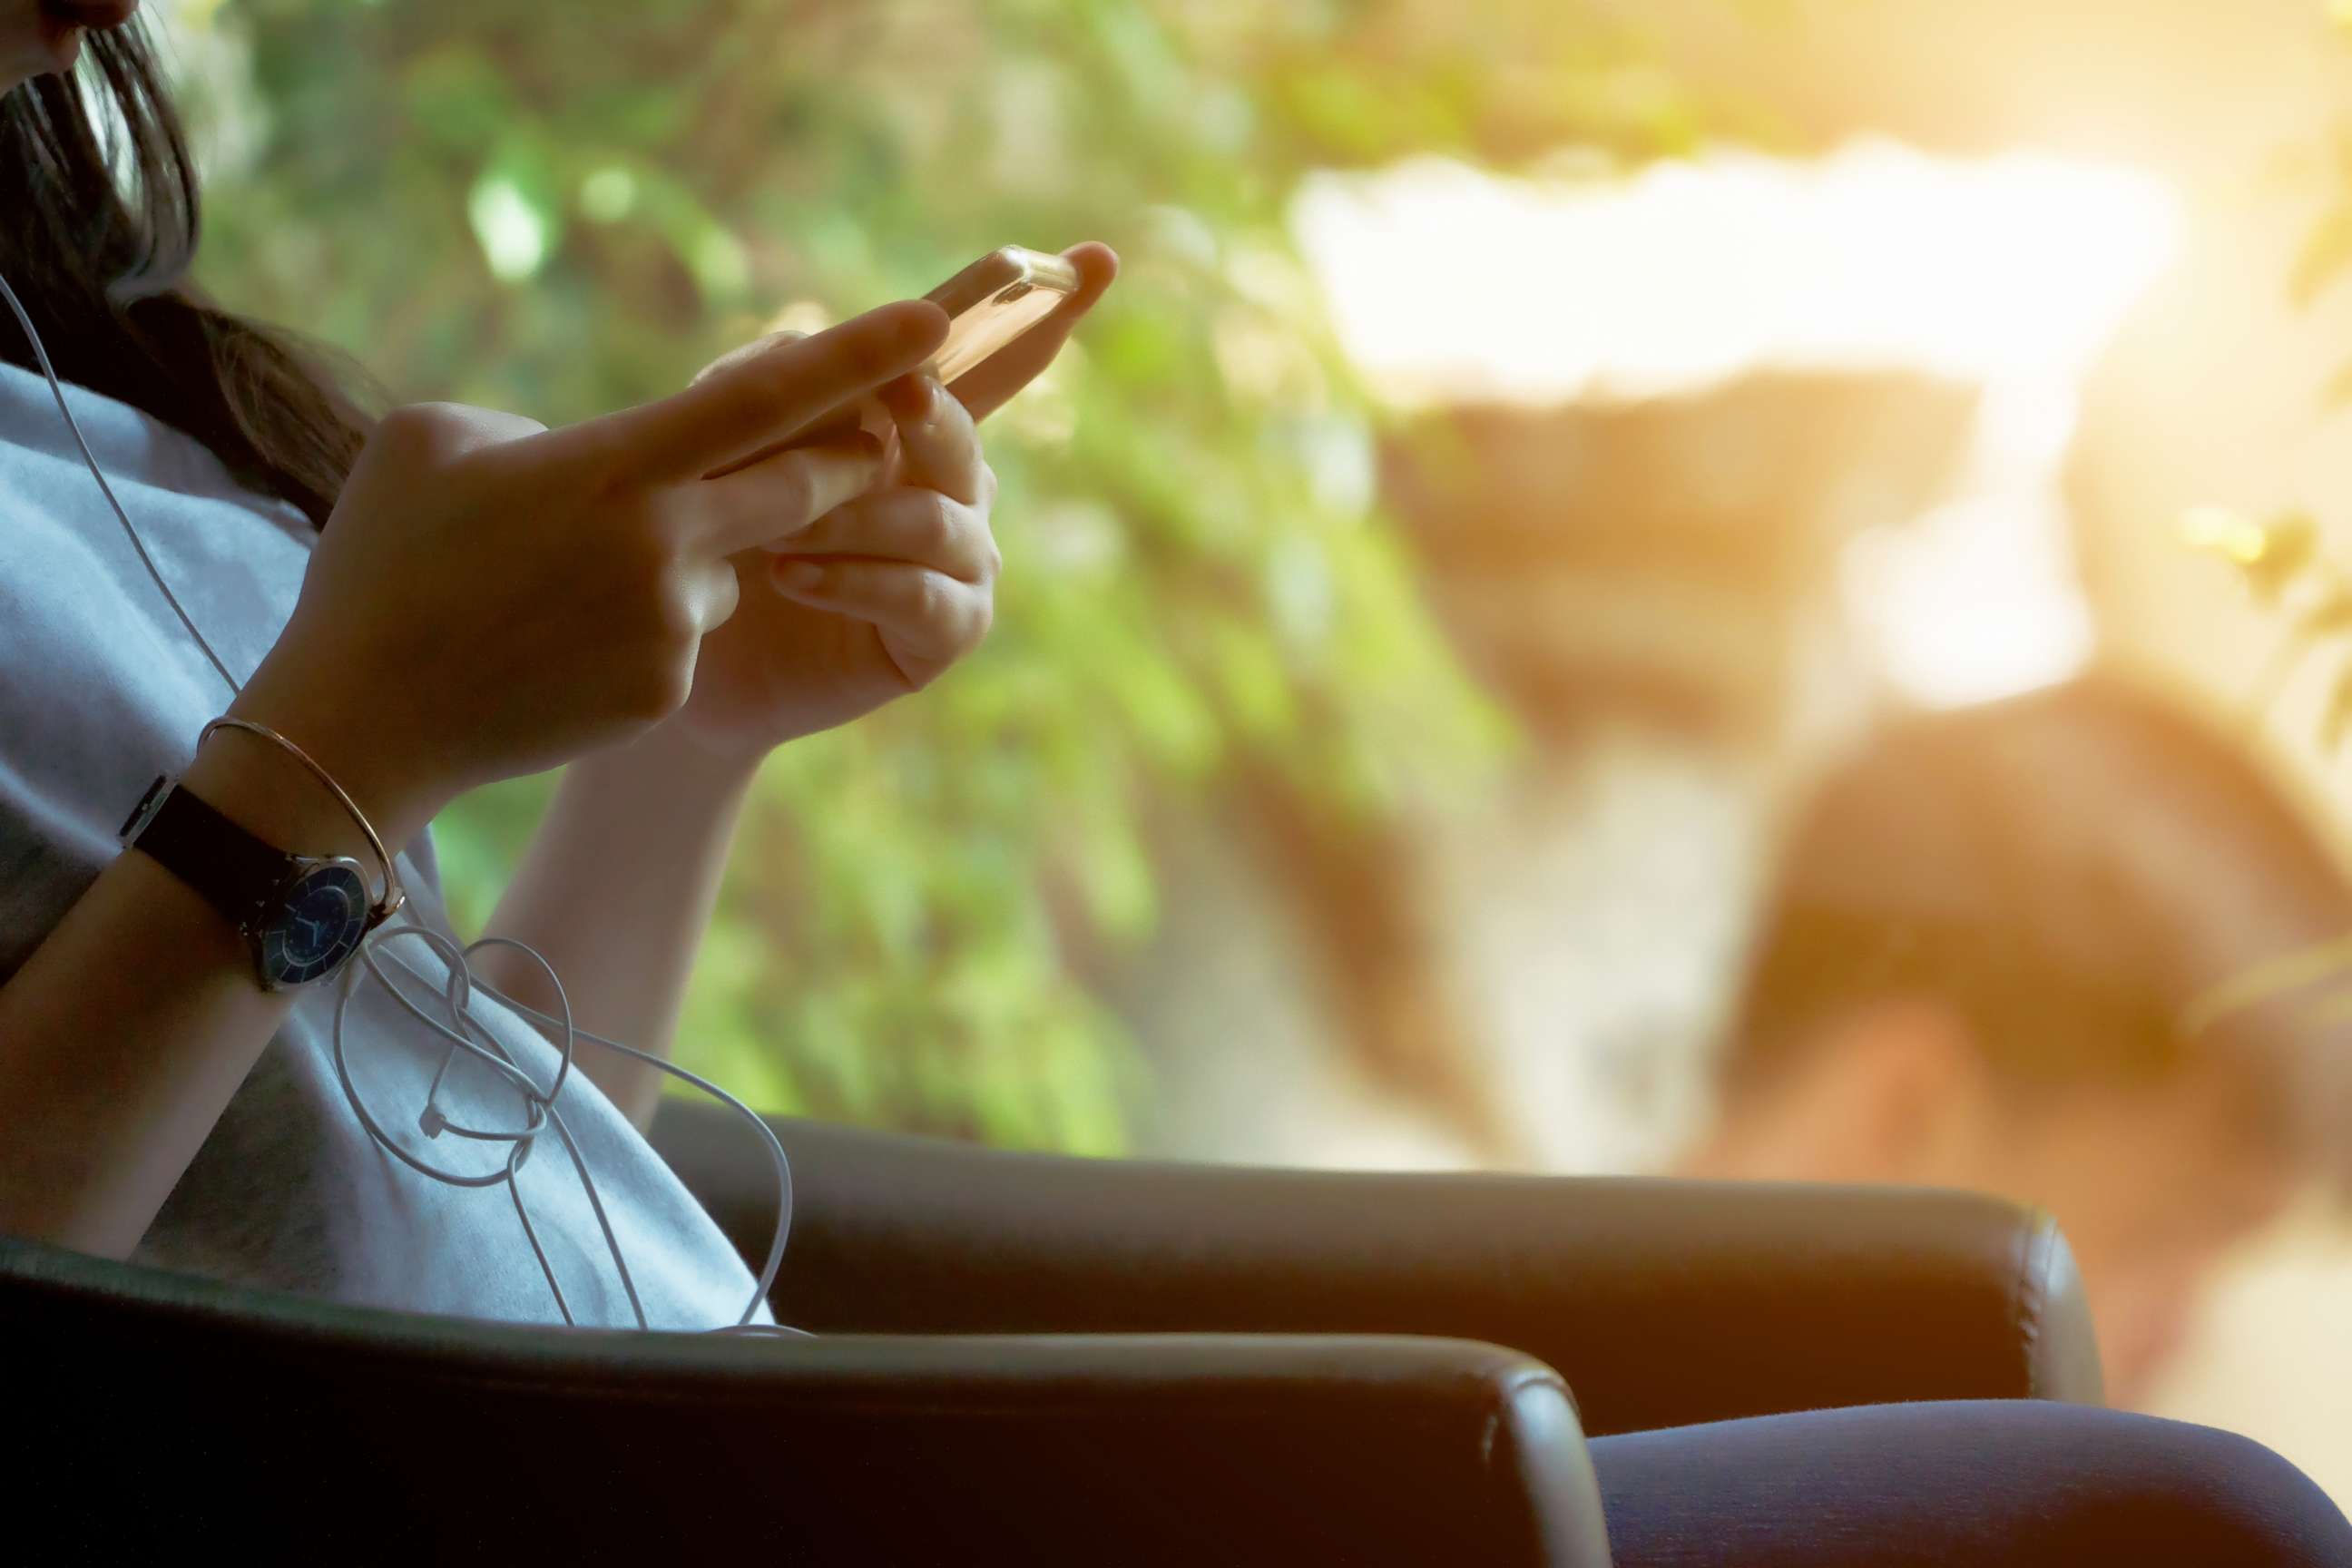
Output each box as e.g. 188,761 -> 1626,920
1291,138 -> 2183,405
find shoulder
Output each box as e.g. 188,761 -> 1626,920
0,466 -> 208,955
0,454 -> 233,747
0,406 -> 310,700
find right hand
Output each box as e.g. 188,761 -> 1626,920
228,299 -> 952,846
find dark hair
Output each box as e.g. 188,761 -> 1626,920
1726,674 -> 2352,1146
0,22 -> 370,529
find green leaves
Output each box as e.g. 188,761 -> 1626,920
403,43 -> 519,154
467,143 -> 561,281
2290,113 -> 2352,312
2246,510 -> 2320,601
2292,201 -> 2352,310
2323,358 -> 2352,411
2180,504 -> 2352,760
2179,506 -> 2318,603
2323,664 -> 2352,752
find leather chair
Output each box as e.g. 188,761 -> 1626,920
4,1101 -> 2100,1563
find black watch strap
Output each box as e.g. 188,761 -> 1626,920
121,778 -> 298,934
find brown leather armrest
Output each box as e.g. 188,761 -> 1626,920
654,1103 -> 2104,1436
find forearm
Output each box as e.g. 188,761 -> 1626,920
471,729 -> 759,1129
0,731 -> 428,1257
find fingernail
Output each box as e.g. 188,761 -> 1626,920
773,560 -> 825,592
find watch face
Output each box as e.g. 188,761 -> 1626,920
258,860 -> 371,987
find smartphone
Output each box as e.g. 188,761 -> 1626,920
921,246 -> 1083,387
708,247 -> 1081,476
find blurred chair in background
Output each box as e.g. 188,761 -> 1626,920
1681,671 -> 2352,1404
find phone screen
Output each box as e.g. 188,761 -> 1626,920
925,247 -> 1081,386
930,282 -> 1070,385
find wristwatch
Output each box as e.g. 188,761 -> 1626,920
120,776 -> 376,990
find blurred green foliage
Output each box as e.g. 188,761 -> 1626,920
170,0 -> 1695,1152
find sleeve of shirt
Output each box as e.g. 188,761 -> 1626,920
0,473 -> 214,983
0,435 -> 446,985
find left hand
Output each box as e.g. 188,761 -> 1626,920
655,366 -> 994,760
656,241 -> 1118,763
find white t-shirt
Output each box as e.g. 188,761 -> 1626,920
0,359 -> 768,1329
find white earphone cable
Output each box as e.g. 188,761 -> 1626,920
0,268 -> 242,695
0,264 -> 799,1335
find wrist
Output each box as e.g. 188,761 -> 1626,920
178,735 -> 389,876
571,721 -> 764,813
216,659 -> 449,856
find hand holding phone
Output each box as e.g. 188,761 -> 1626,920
652,243 -> 1115,758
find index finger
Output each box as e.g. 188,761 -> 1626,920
579,300 -> 947,483
691,327 -> 806,387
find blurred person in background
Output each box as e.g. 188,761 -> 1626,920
1684,671 -> 2352,1404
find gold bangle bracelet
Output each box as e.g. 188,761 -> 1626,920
197,716 -> 406,926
